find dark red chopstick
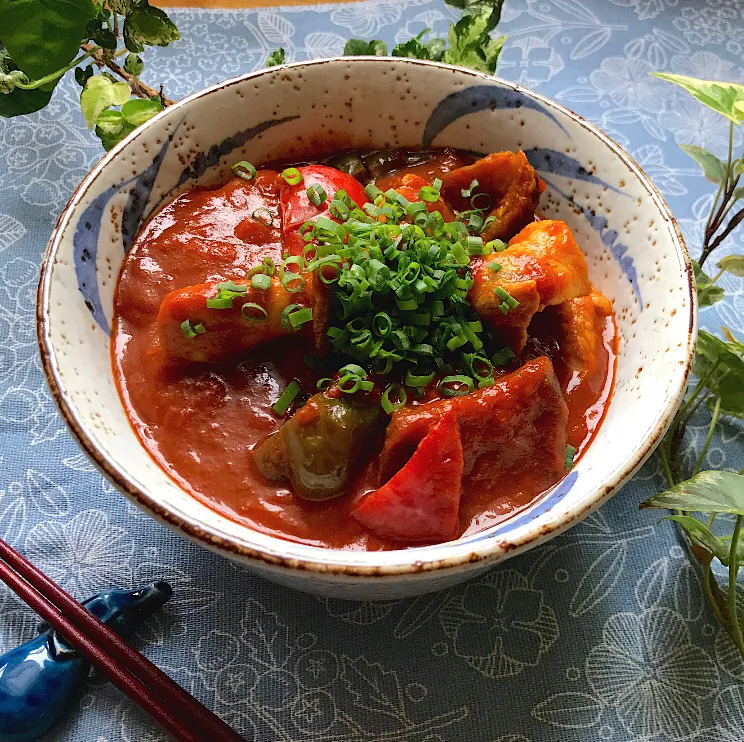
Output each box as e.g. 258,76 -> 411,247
0,537 -> 245,742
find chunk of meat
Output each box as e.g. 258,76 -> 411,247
379,357 -> 568,505
381,172 -> 456,221
468,220 -> 592,352
281,165 -> 369,256
115,172 -> 284,324
551,290 -> 613,376
440,151 -> 545,241
353,411 -> 463,542
152,273 -> 328,365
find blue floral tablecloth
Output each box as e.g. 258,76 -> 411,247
2,1 -> 744,740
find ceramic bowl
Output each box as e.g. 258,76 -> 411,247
38,58 -> 695,600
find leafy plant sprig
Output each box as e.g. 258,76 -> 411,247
643,72 -> 744,660
0,0 -> 180,149
2,0 -> 507,151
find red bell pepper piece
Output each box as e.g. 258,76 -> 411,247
281,165 -> 369,255
352,411 -> 463,543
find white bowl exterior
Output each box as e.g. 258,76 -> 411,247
40,59 -> 694,599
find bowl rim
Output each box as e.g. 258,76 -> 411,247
37,56 -> 697,578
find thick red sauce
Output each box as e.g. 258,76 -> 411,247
113,149 -> 616,550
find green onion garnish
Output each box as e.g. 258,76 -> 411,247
404,369 -> 436,387
281,167 -> 303,186
242,302 -> 268,322
217,281 -> 247,293
306,184 -> 328,207
232,161 -> 256,181
381,383 -> 407,414
491,347 -> 515,366
461,179 -> 479,198
273,380 -> 301,416
486,239 -> 507,252
180,319 -> 206,338
418,185 -> 440,203
494,286 -> 519,309
280,255 -> 305,293
288,306 -> 313,328
316,377 -> 333,390
206,296 -> 234,309
251,274 -> 271,291
466,235 -> 485,255
439,375 -> 474,397
489,260 -> 502,273
252,208 -> 273,227
471,192 -> 491,211
565,444 -> 577,470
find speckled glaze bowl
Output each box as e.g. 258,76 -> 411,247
38,58 -> 695,599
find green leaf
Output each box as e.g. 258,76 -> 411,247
0,0 -> 96,79
107,0 -> 133,12
641,470 -> 744,515
693,260 -> 725,307
80,75 -> 130,129
123,53 -> 144,76
392,36 -> 431,60
123,2 -> 179,51
343,39 -> 388,56
694,330 -> 744,419
679,144 -> 727,184
718,254 -> 744,277
74,63 -> 94,88
94,108 -> 126,137
0,50 -> 51,116
121,97 -> 161,126
266,47 -> 285,67
445,0 -> 504,30
651,72 -> 744,125
441,1 -> 505,74
722,327 -> 744,357
662,514 -> 731,563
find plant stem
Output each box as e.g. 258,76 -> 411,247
692,397 -> 721,477
14,47 -> 100,90
728,515 -> 744,656
659,445 -> 675,488
81,43 -> 176,106
700,121 -> 737,268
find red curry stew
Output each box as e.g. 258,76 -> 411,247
113,148 -> 617,550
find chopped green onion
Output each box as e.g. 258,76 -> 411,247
433,178 -> 443,190
565,444 -> 577,470
466,235 -> 485,255
461,179 -> 479,198
365,183 -> 384,202
288,307 -> 313,328
281,303 -> 303,331
281,167 -> 303,185
381,383 -> 407,414
405,369 -> 436,387
329,200 -> 350,220
317,377 -> 333,390
492,347 -> 515,366
206,296 -> 234,309
273,380 -> 301,416
488,260 -> 502,273
232,161 -> 256,181
280,256 -> 305,293
252,208 -> 273,227
242,302 -> 268,322
338,374 -> 363,394
494,286 -> 519,308
251,274 -> 271,290
439,375 -> 474,397
418,185 -> 440,203
339,363 -> 366,377
306,184 -> 328,207
486,239 -> 507,253
180,319 -> 206,338
471,192 -> 491,211
468,212 -> 484,234
217,281 -> 247,293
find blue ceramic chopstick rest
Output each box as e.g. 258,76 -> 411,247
0,581 -> 173,742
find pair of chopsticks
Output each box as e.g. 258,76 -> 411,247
0,537 -> 245,742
